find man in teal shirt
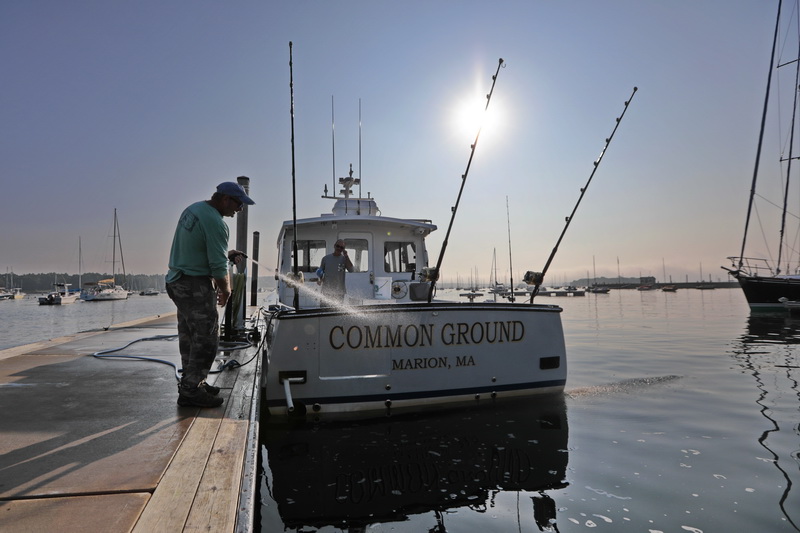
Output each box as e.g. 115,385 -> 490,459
166,181 -> 254,407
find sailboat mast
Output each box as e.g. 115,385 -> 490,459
112,208 -> 117,283
506,196 -> 515,302
776,21 -> 800,274
738,0 -> 783,269
115,210 -> 127,286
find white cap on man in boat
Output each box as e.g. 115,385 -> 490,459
216,181 -> 255,205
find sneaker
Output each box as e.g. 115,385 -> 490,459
199,380 -> 220,396
178,384 -> 224,408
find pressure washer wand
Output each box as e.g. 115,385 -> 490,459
231,252 -> 267,270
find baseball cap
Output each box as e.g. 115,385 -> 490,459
216,182 -> 255,205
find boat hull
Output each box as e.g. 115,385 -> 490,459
81,288 -> 129,301
731,272 -> 800,308
263,302 -> 567,419
38,293 -> 79,305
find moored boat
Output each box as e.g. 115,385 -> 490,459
263,177 -> 567,420
81,209 -> 129,301
81,279 -> 129,301
260,54 -> 635,421
39,283 -> 79,305
725,3 -> 800,308
537,286 -> 585,297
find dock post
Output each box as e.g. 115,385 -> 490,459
251,231 -> 260,307
236,176 -> 250,332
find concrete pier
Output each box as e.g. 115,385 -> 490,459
0,312 -> 261,532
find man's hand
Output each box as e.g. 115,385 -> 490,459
217,288 -> 231,307
214,275 -> 232,307
228,250 -> 246,265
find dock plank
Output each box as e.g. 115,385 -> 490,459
0,312 -> 262,533
0,493 -> 150,533
183,419 -> 248,532
131,409 -> 224,532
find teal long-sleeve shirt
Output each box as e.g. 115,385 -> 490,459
166,201 -> 229,284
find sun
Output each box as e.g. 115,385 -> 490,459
449,86 -> 505,143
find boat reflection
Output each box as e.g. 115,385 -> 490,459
731,313 -> 800,530
741,311 -> 800,345
261,395 -> 569,531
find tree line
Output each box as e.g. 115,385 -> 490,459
4,273 -> 166,293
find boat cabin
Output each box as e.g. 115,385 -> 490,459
275,178 -> 437,308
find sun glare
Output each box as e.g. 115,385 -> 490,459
450,88 -> 505,144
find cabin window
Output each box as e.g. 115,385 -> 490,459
343,239 -> 368,272
292,240 -> 326,272
384,241 -> 417,273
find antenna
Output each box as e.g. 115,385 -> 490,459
331,95 -> 336,195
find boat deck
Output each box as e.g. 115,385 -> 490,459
0,312 -> 261,532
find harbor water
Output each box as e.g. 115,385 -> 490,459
0,293 -> 177,351
2,288 -> 797,531
258,288 -> 800,532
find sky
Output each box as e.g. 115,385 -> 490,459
1,1 -> 796,286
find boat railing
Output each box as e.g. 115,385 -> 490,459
728,256 -> 782,277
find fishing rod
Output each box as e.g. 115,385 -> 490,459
528,86 -> 638,303
426,57 -> 505,302
289,42 -> 301,309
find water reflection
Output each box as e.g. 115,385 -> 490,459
260,396 -> 569,531
741,312 -> 800,345
731,313 -> 800,531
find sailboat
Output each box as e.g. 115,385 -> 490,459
725,1 -> 800,308
82,210 -> 129,301
587,255 -> 610,293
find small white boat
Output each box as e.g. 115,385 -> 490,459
39,283 -> 80,305
81,279 -> 129,301
263,176 -> 567,420
7,288 -> 26,299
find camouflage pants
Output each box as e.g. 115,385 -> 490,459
166,275 -> 219,390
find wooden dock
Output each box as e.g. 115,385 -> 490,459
0,312 -> 261,532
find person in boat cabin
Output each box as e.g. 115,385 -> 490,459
165,180 -> 254,408
318,239 -> 354,302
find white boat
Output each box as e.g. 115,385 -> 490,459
262,176 -> 567,420
2,271 -> 26,299
81,209 -> 129,302
80,278 -> 128,301
39,283 -> 79,305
